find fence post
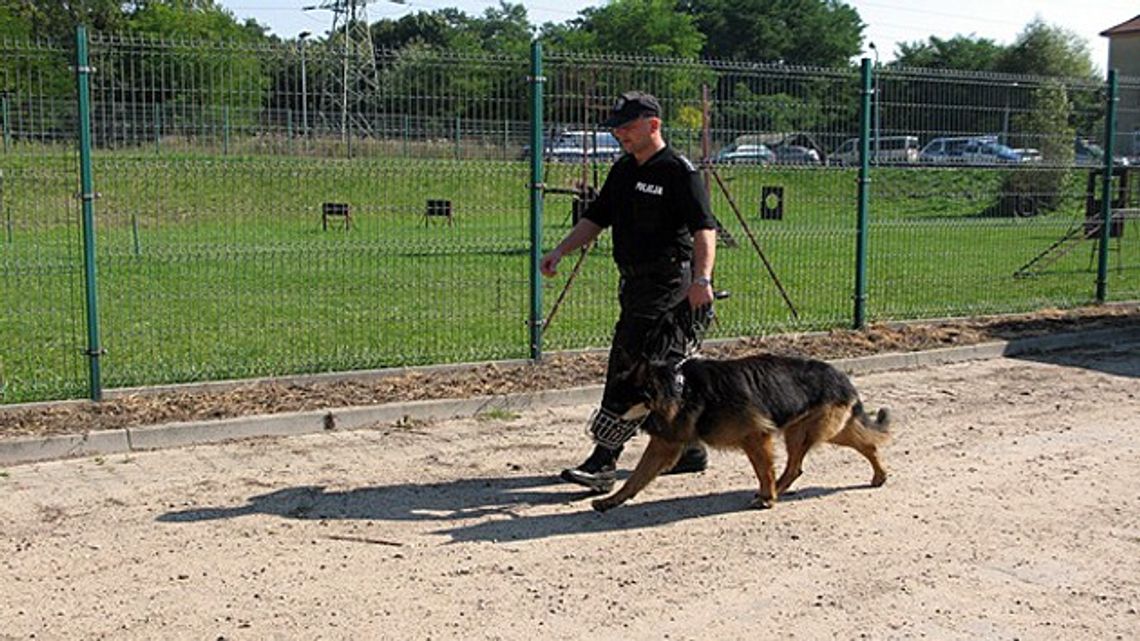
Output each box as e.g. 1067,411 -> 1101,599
153,102 -> 161,154
528,40 -> 545,360
223,104 -> 230,155
1095,69 -> 1119,303
1,93 -> 9,151
854,58 -> 872,329
2,169 -> 9,244
403,113 -> 409,157
75,25 -> 103,401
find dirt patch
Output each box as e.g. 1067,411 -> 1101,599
2,304 -> 1137,439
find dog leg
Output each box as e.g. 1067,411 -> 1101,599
829,421 -> 888,487
742,431 -> 777,509
776,411 -> 825,495
776,405 -> 852,495
592,436 -> 684,512
776,420 -> 808,495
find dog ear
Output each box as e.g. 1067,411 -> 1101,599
626,359 -> 651,387
644,359 -> 679,396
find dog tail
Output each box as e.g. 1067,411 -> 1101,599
848,401 -> 891,444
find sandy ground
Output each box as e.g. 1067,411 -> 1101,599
1,342 -> 1138,641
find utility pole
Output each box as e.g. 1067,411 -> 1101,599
342,3 -> 349,144
302,0 -> 379,144
299,31 -> 310,139
868,42 -> 880,165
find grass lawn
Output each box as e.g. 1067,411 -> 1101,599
2,152 -> 1137,402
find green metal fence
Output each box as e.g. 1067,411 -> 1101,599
0,30 -> 1136,404
0,37 -> 90,403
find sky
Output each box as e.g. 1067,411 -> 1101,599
216,0 -> 1130,73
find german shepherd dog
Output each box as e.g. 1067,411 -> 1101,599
592,354 -> 892,512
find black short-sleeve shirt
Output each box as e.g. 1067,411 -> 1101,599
583,145 -> 716,267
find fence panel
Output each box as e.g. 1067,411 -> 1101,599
866,67 -> 1136,320
539,55 -> 863,350
84,36 -> 533,392
0,39 -> 89,403
1,33 -> 1136,403
1108,74 -> 1140,302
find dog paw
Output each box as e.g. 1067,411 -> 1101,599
591,498 -> 616,513
749,495 -> 773,510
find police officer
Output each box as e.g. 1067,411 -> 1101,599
540,91 -> 718,492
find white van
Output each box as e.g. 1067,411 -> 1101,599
546,130 -> 623,163
833,135 -> 920,165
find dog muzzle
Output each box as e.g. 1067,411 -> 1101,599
588,406 -> 649,450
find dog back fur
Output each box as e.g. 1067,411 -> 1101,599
643,354 -> 887,442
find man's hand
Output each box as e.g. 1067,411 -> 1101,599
540,249 -> 563,277
688,278 -> 714,308
542,219 -> 602,277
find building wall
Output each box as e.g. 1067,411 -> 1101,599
1108,35 -> 1140,157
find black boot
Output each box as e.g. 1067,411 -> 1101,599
560,444 -> 622,493
664,442 -> 708,475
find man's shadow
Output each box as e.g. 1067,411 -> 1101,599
157,473 -> 861,543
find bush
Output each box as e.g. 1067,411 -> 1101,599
999,82 -> 1074,216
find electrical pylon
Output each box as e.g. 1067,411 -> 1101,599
304,0 -> 379,140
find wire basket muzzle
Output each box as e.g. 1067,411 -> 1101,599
588,406 -> 648,449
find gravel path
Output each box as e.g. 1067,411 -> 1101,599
2,338 -> 1138,640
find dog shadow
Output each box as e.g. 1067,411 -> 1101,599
439,484 -> 859,543
157,473 -> 867,542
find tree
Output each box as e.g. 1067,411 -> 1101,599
535,19 -> 597,53
995,19 -> 1096,80
894,20 -> 1096,79
7,0 -> 130,42
128,1 -> 266,42
0,4 -> 34,40
366,4 -> 535,127
679,0 -> 863,66
474,2 -> 533,56
370,3 -> 531,55
370,10 -> 469,52
0,4 -> 77,141
894,35 -> 1004,71
993,22 -> 1102,153
111,2 -> 269,141
1000,81 -> 1075,216
547,0 -> 705,58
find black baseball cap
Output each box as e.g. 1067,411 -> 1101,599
602,91 -> 662,128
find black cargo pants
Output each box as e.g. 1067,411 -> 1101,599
599,262 -> 699,416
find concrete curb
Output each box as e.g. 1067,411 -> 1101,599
3,327 -> 1137,467
0,430 -> 131,465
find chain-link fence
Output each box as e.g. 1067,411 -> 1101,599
1,32 -> 1136,403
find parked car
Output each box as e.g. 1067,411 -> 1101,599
920,136 -> 1026,164
832,135 -> 920,165
919,136 -> 972,163
961,139 -> 1023,164
711,143 -> 775,165
1075,138 -> 1130,166
1011,147 -> 1042,163
546,130 -> 623,163
772,144 -> 821,165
